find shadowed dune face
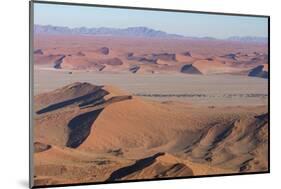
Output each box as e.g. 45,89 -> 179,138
34,49 -> 44,55
33,82 -> 268,186
36,87 -> 108,114
97,47 -> 110,55
248,65 -> 268,78
221,53 -> 237,60
34,82 -> 106,110
66,109 -> 104,148
185,113 -> 268,172
180,64 -> 202,74
34,54 -> 65,68
34,82 -> 134,148
107,152 -> 166,181
129,65 -> 140,73
182,51 -> 192,56
107,152 -> 194,181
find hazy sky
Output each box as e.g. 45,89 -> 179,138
34,2 -> 268,39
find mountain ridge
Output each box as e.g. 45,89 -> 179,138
34,24 -> 183,38
34,24 -> 267,42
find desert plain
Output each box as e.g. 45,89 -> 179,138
32,34 -> 268,186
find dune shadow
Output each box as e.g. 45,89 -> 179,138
66,95 -> 133,148
106,152 -> 165,181
66,108 -> 103,148
248,65 -> 268,79
36,88 -> 108,114
53,55 -> 66,69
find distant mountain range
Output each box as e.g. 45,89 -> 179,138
34,24 -> 183,38
34,24 -> 268,43
227,36 -> 268,43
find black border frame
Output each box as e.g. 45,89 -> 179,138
29,1 -> 270,188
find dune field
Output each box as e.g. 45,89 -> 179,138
32,34 -> 268,186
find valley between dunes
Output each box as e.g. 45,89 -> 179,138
33,82 -> 268,186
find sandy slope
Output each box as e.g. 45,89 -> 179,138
33,82 -> 268,186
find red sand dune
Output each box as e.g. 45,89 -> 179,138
33,82 -> 268,186
33,35 -> 268,77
